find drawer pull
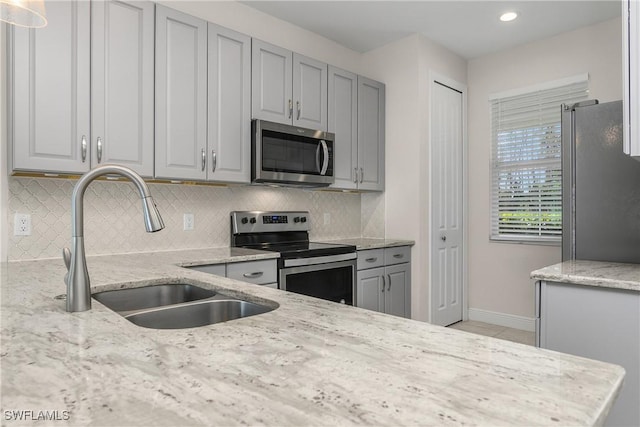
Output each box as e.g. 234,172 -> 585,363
365,257 -> 377,262
243,272 -> 264,279
393,254 -> 404,259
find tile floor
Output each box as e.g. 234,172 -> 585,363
447,320 -> 535,346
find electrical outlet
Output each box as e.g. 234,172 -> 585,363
14,213 -> 31,236
324,213 -> 331,225
183,213 -> 194,231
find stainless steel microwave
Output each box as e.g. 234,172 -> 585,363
252,119 -> 335,187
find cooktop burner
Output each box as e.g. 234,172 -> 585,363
245,241 -> 356,259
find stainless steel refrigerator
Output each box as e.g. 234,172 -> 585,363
561,100 -> 640,263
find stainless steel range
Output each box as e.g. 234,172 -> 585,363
230,211 -> 357,305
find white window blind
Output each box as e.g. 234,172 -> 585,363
490,76 -> 589,243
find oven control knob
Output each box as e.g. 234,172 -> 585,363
300,217 -> 307,223
241,217 -> 248,224
293,217 -> 300,223
249,217 -> 257,224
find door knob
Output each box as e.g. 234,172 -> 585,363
441,236 -> 447,241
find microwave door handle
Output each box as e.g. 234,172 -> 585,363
315,141 -> 322,174
320,140 -> 329,176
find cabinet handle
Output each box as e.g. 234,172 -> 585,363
353,167 -> 358,183
359,167 -> 364,183
201,148 -> 206,171
387,275 -> 391,291
97,137 -> 103,163
365,257 -> 377,262
211,150 -> 217,173
243,271 -> 263,278
296,101 -> 301,120
393,254 -> 404,259
381,275 -> 385,292
288,99 -> 293,119
81,135 -> 87,162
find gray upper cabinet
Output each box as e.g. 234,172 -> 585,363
9,0 -> 154,177
252,40 -> 327,130
357,76 -> 385,191
330,71 -> 386,191
207,23 -> 251,183
155,5 -> 208,181
251,40 -> 292,125
329,66 -> 358,190
92,0 -> 155,177
293,54 -> 327,130
9,1 -> 91,174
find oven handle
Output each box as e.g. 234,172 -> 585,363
283,252 -> 356,268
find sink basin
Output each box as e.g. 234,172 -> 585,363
92,283 -> 276,329
93,283 -> 216,313
125,299 -> 273,329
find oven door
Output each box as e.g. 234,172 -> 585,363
253,119 -> 334,186
279,255 -> 356,305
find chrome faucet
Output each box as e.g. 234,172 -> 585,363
63,165 -> 165,312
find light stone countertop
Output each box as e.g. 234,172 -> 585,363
319,237 -> 415,250
531,260 -> 640,292
1,249 -> 625,426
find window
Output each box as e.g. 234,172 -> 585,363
490,75 -> 589,243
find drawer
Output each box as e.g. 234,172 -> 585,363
384,246 -> 411,265
227,259 -> 277,285
188,264 -> 226,276
357,249 -> 385,270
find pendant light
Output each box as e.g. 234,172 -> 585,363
0,0 -> 47,28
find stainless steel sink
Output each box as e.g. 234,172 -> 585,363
93,284 -> 216,313
124,299 -> 273,329
92,283 -> 276,329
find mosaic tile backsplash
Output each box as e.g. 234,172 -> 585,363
7,177 -> 384,261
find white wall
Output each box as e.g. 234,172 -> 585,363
467,17 -> 623,319
1,23 -> 7,264
361,34 -> 467,321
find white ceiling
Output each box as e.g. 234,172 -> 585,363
241,1 -> 621,59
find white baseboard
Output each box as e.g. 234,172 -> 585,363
467,308 -> 535,332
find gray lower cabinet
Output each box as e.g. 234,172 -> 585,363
356,246 -> 411,318
252,39 -> 328,130
188,259 -> 278,289
537,281 -> 639,426
329,68 -> 386,191
9,0 -> 154,176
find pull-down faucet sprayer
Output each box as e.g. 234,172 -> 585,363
62,165 -> 165,312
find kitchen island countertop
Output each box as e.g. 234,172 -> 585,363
1,249 -> 624,426
531,259 -> 640,292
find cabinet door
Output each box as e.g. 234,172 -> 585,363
251,39 -> 293,125
155,5 -> 207,180
356,267 -> 385,312
357,76 -> 385,191
9,1 -> 90,174
293,53 -> 327,130
540,282 -> 640,426
385,263 -> 411,318
92,0 -> 155,177
208,24 -> 251,183
328,66 -> 358,190
623,0 -> 640,158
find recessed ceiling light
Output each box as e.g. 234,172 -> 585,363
500,12 -> 518,22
